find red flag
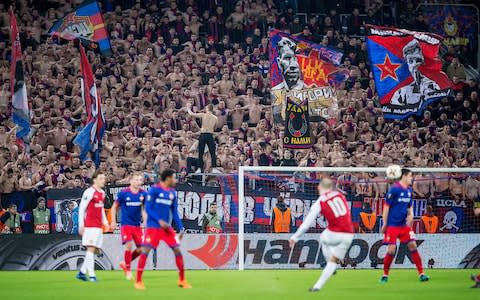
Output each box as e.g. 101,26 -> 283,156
79,45 -> 95,120
75,45 -> 105,166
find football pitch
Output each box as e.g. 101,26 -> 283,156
1,269 -> 478,300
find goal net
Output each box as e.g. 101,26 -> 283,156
235,167 -> 480,270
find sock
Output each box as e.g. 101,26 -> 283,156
124,250 -> 132,271
410,250 -> 424,275
131,249 -> 141,261
313,261 -> 337,290
80,256 -> 87,274
85,251 -> 95,277
383,253 -> 394,276
476,274 -> 480,282
175,254 -> 185,281
136,253 -> 148,283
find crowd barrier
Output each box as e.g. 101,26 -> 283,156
0,233 -> 478,270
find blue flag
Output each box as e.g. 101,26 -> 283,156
10,9 -> 31,154
73,45 -> 105,166
48,0 -> 111,56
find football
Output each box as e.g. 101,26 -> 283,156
386,164 -> 402,180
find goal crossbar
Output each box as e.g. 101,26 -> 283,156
237,166 -> 480,270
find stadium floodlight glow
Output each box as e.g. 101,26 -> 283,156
237,166 -> 480,271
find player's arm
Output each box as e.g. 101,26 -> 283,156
172,194 -> 185,239
78,189 -> 93,235
381,204 -> 390,233
382,188 -> 395,233
110,192 -> 121,229
102,205 -> 109,230
141,191 -> 148,226
406,206 -> 414,227
289,200 -> 321,246
406,192 -> 414,227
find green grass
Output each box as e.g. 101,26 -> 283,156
1,269 -> 478,300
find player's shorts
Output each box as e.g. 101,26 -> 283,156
383,226 -> 416,244
120,225 -> 143,246
143,227 -> 179,249
82,227 -> 103,249
320,229 -> 354,260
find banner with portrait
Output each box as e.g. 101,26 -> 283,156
420,4 -> 479,52
269,30 -> 345,148
366,25 -> 452,119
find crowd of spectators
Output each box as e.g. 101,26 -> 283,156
0,0 -> 478,198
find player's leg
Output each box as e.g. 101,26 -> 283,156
135,228 -> 159,289
172,246 -> 191,288
120,226 -> 135,279
401,226 -> 428,281
120,241 -> 134,279
310,232 -> 352,292
134,246 -> 151,289
407,241 -> 429,281
310,253 -> 339,292
163,227 -> 191,288
121,226 -> 142,279
381,244 -> 396,282
470,273 -> 480,288
78,246 -> 96,281
78,228 -> 102,282
131,226 -> 143,263
381,226 -> 398,283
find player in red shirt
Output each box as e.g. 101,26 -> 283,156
289,178 -> 354,292
76,170 -> 109,282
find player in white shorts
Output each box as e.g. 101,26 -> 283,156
76,170 -> 109,282
290,178 -> 354,292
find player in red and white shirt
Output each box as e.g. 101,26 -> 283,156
290,178 -> 354,292
76,170 -> 109,283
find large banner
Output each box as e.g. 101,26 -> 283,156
366,25 -> 452,119
0,234 -> 479,270
269,29 -> 345,148
421,4 -> 479,52
46,185 -> 480,235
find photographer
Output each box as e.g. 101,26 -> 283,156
32,197 -> 50,234
0,204 -> 22,234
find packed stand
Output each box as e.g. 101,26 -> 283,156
0,0 -> 477,199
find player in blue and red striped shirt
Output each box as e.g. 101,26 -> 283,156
134,169 -> 191,290
380,168 -> 429,283
110,173 -> 147,280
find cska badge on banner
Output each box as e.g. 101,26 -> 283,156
269,29 -> 346,148
366,25 -> 452,119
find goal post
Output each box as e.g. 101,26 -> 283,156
237,166 -> 480,271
